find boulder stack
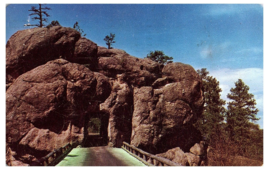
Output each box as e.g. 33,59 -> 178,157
6,26 -> 205,166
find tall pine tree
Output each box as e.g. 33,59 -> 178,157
226,79 -> 259,153
195,68 -> 226,145
27,4 -> 51,27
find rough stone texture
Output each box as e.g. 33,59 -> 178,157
100,74 -> 133,147
97,47 -> 163,87
157,147 -> 188,166
97,46 -> 127,57
190,142 -> 205,156
71,37 -> 98,70
157,143 -> 208,166
185,153 -> 201,166
74,37 -> 97,58
6,27 -> 205,166
162,62 -> 204,122
6,26 -> 80,84
6,26 -> 98,85
130,63 -> 204,154
6,59 -> 111,165
94,72 -> 112,101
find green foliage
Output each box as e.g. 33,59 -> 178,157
104,33 -> 116,49
226,79 -> 259,151
46,20 -> 61,28
27,4 -> 51,27
88,118 -> 101,133
195,70 -> 262,164
195,68 -> 226,145
226,79 -> 259,140
146,50 -> 173,65
73,21 -> 86,37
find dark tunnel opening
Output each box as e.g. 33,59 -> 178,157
82,112 -> 109,147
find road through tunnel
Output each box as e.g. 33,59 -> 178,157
82,111 -> 109,147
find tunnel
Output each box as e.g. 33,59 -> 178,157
82,111 -> 109,147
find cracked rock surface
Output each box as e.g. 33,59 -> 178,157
6,59 -> 110,165
131,63 -> 204,154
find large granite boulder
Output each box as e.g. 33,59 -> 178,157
97,47 -> 163,87
131,62 -> 204,154
6,26 -> 98,85
71,37 -> 98,70
156,147 -> 188,166
6,59 -> 111,165
157,141 -> 208,166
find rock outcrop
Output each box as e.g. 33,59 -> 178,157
131,63 -> 204,154
157,141 -> 208,166
100,74 -> 133,147
6,26 -> 97,86
6,59 -> 111,165
6,26 -> 205,166
97,46 -> 162,87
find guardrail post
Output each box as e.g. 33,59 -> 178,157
143,154 -> 146,161
148,157 -> 152,164
121,141 -> 181,166
153,159 -> 158,166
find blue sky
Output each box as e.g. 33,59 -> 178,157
6,4 -> 263,128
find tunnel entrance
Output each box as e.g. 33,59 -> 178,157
82,112 -> 109,147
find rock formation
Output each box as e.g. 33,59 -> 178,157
6,59 -> 111,165
97,46 -> 162,87
6,26 -> 97,87
100,74 -> 133,147
156,141 -> 208,166
6,26 -> 205,166
131,63 -> 204,154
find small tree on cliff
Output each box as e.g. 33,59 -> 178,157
46,20 -> 61,28
195,68 -> 226,145
104,33 -> 116,49
226,79 -> 259,151
146,50 -> 173,65
26,4 -> 51,27
73,21 -> 86,37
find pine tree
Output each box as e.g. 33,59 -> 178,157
104,33 -> 115,49
226,79 -> 259,152
146,50 -> 173,65
195,68 -> 226,145
73,22 -> 86,37
27,4 -> 51,27
46,20 -> 61,28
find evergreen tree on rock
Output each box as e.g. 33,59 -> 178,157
146,50 -> 173,65
26,4 -> 51,27
104,33 -> 115,49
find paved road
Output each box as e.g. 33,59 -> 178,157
56,146 -> 145,166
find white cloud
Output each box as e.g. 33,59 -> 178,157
199,41 -> 233,59
235,47 -> 263,55
204,4 -> 262,16
200,45 -> 213,59
210,68 -> 263,97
